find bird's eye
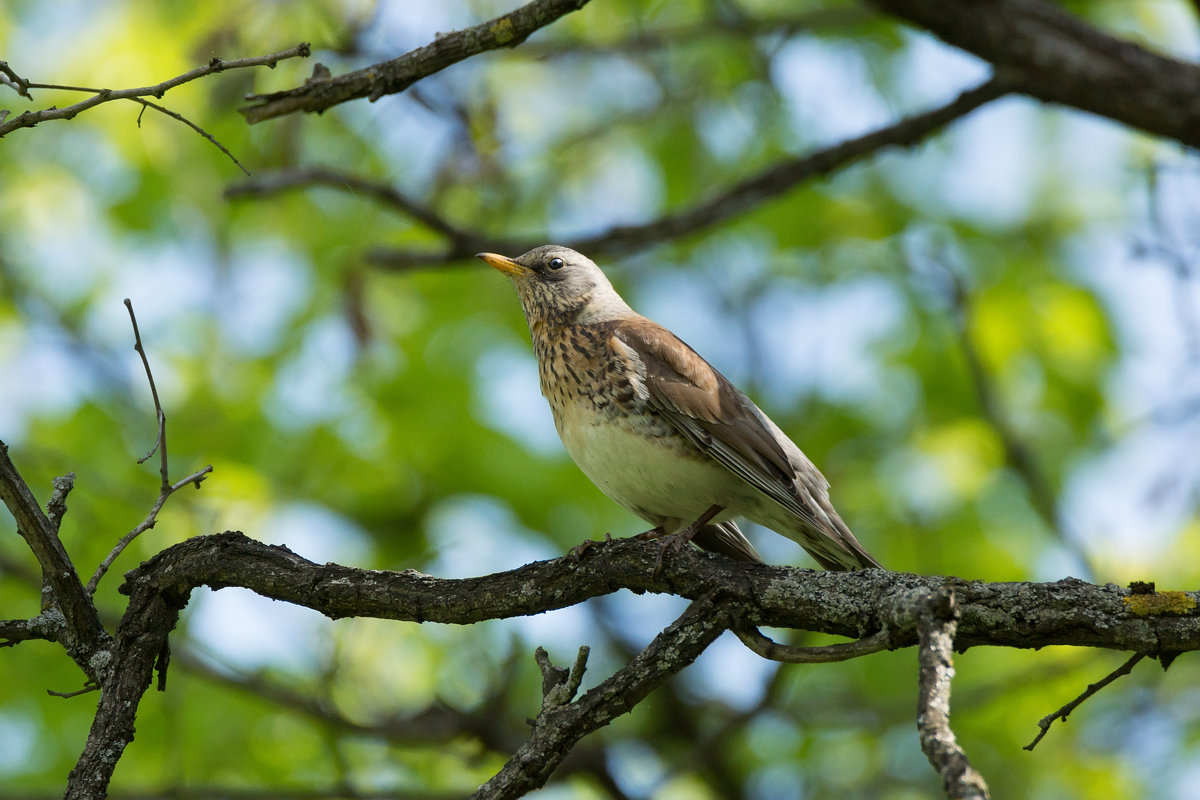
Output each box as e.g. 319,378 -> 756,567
548,257 -> 564,271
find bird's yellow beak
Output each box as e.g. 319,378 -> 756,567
476,252 -> 530,277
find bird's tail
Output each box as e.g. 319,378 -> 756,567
798,510 -> 881,571
692,520 -> 763,563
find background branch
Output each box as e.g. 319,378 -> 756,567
0,43 -> 311,138
345,76 -> 1006,269
85,300 -> 213,594
869,0 -> 1200,147
239,0 -> 593,124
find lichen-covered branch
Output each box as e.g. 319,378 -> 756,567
916,587 -> 991,800
54,530 -> 1200,798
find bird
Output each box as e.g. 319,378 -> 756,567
477,245 -> 881,571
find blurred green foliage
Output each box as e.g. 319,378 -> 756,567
2,0 -> 1198,798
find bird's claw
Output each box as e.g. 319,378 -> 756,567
568,532 -> 613,562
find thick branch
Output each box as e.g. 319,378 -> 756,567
869,0 -> 1200,147
67,532 -> 1200,798
0,441 -> 109,674
117,533 -> 1200,652
239,0 -> 594,124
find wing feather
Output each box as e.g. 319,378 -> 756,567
611,319 -> 880,570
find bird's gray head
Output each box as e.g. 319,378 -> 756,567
477,245 -> 633,326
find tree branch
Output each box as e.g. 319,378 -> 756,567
869,0 -> 1200,148
239,0 -> 594,124
0,44 -> 310,138
86,300 -> 213,594
64,531 -> 1200,798
0,441 -> 110,676
475,594 -> 731,799
734,625 -> 893,662
916,587 -> 991,800
358,76 -> 1008,268
1023,652 -> 1147,751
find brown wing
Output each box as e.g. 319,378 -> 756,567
611,318 -> 880,570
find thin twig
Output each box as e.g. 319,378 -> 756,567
134,98 -> 250,175
123,299 -> 167,480
18,80 -> 250,175
47,682 -> 99,699
1023,652 -> 1146,751
85,301 -> 213,593
0,60 -> 32,98
734,625 -> 891,662
916,587 -> 990,800
226,166 -> 483,243
0,43 -> 310,138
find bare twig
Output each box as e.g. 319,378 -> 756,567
0,60 -> 32,98
132,98 -> 250,175
85,301 -> 213,594
1023,652 -> 1146,751
534,645 -> 590,707
123,299 -> 168,476
916,587 -> 991,800
365,76 -> 1009,269
734,625 -> 891,662
239,0 -> 592,124
0,43 -> 310,138
47,682 -> 99,699
225,166 -> 495,246
45,472 -> 76,532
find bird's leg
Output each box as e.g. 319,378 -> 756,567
653,504 -> 723,572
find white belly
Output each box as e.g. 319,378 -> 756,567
556,408 -> 743,529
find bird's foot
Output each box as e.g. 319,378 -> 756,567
652,505 -> 724,574
568,532 -> 613,562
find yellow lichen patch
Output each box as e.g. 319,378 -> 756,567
1123,592 -> 1197,616
491,18 -> 517,45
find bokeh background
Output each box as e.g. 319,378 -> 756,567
2,0 -> 1200,797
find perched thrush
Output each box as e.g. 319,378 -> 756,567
477,245 -> 880,571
